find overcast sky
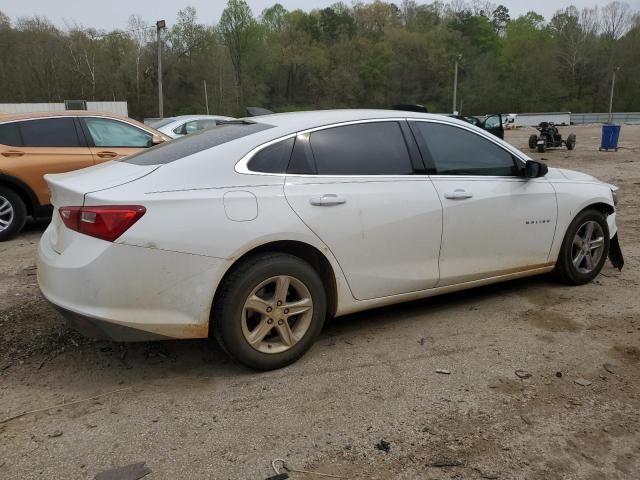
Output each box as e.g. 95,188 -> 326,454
2,0 -> 639,30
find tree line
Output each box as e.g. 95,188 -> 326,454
0,0 -> 638,120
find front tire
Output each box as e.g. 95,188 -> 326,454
528,134 -> 538,150
212,253 -> 327,370
566,133 -> 576,150
554,209 -> 609,285
537,142 -> 546,153
0,187 -> 27,242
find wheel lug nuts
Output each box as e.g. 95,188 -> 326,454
267,319 -> 273,324
284,308 -> 289,314
266,307 -> 272,312
278,319 -> 284,325
277,301 -> 282,306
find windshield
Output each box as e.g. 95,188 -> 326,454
122,121 -> 274,166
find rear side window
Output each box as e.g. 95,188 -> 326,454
414,122 -> 517,176
175,119 -> 220,136
0,123 -> 22,146
308,122 -> 413,175
20,118 -> 81,147
123,122 -> 274,166
248,137 -> 295,173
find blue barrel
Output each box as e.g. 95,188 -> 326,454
600,124 -> 621,151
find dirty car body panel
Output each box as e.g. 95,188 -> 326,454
37,110 -> 621,354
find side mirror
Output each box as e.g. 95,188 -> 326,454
151,134 -> 165,145
524,160 -> 548,178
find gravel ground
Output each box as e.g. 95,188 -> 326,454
1,124 -> 639,480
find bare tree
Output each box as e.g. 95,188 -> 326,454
580,6 -> 601,36
62,21 -> 101,100
127,15 -> 152,108
601,1 -> 631,40
470,0 -> 497,17
446,0 -> 468,16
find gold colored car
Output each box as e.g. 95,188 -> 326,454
0,111 -> 169,240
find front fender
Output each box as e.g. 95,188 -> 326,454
547,181 -> 616,262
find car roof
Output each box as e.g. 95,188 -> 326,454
167,115 -> 233,122
0,110 -> 136,122
247,109 -> 468,134
234,109 -> 527,163
0,110 -> 170,139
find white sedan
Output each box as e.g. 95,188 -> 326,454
149,115 -> 233,139
37,110 -> 624,370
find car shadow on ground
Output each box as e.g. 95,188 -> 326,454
321,274 -> 554,339
11,273 -> 558,390
23,217 -> 50,234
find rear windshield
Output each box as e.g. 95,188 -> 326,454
122,122 -> 273,166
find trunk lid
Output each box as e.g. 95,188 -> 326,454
45,161 -> 159,254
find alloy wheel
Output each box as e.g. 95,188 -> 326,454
0,194 -> 14,233
572,220 -> 605,274
241,275 -> 314,354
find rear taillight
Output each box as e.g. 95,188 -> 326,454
59,205 -> 146,242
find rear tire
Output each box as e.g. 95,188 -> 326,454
0,187 -> 27,242
212,253 -> 327,370
566,133 -> 576,150
553,209 -> 609,285
528,134 -> 537,150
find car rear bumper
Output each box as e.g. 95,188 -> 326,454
37,224 -> 229,341
51,304 -> 170,341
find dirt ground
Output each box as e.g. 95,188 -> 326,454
1,125 -> 639,480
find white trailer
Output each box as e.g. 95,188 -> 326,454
516,112 -> 571,127
0,101 -> 128,116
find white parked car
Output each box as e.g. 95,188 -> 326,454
148,115 -> 233,139
37,110 -> 624,370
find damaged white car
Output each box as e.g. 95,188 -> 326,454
37,110 -> 624,370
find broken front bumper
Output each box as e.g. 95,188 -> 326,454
609,234 -> 624,271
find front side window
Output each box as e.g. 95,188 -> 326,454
484,115 -> 501,130
0,122 -> 22,146
308,122 -> 413,175
19,118 -> 81,147
84,117 -> 152,148
414,122 -> 517,176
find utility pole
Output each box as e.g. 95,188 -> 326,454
156,20 -> 166,118
608,67 -> 620,123
203,80 -> 210,115
453,54 -> 462,115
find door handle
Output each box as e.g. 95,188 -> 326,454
309,194 -> 347,206
444,189 -> 473,200
2,150 -> 24,158
96,151 -> 118,159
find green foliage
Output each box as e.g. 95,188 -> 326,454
0,1 -> 638,119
